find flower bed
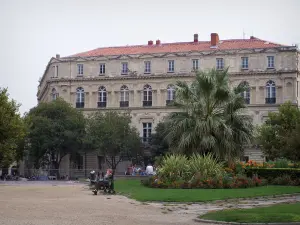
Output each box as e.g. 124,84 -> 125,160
142,174 -> 266,189
144,155 -> 300,189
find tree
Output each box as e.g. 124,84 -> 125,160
257,102 -> 300,161
26,98 -> 86,176
85,111 -> 141,173
164,69 -> 253,163
0,88 -> 25,168
149,120 -> 170,157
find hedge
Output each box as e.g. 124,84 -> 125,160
245,168 -> 300,180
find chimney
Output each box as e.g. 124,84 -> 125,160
56,54 -> 60,59
194,34 -> 198,42
250,36 -> 256,40
148,40 -> 153,45
156,39 -> 161,45
210,33 -> 219,46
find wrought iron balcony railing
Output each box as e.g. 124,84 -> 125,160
97,102 -> 107,108
166,100 -> 174,106
143,101 -> 152,107
76,102 -> 84,108
244,98 -> 250,104
265,98 -> 276,104
120,101 -> 129,107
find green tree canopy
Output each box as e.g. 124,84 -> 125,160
25,98 -> 86,175
0,88 -> 25,167
85,111 -> 142,172
257,101 -> 300,161
164,69 -> 253,163
149,120 -> 170,157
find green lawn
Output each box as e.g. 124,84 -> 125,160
200,203 -> 300,223
115,179 -> 300,202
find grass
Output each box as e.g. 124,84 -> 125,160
115,179 -> 300,202
200,203 -> 300,223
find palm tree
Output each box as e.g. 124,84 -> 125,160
164,68 -> 253,163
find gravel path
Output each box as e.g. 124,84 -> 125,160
0,182 -> 202,225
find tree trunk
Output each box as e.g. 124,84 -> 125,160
53,161 -> 60,179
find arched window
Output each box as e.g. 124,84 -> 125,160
51,88 -> 59,101
266,80 -> 276,104
166,85 -> 175,105
76,87 -> 84,108
120,85 -> 129,107
143,84 -> 152,107
239,81 -> 250,104
98,86 -> 107,108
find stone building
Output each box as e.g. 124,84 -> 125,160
36,33 -> 299,177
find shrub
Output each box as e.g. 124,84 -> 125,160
274,158 -> 290,168
157,154 -> 189,182
187,153 -> 224,180
272,175 -> 293,185
157,153 -> 225,183
245,168 -> 300,180
142,174 -> 264,189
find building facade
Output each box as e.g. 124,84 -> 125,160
36,33 -> 300,177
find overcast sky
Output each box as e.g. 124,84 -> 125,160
1,0 -> 299,115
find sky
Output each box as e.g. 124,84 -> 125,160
0,0 -> 299,115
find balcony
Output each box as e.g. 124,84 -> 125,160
97,102 -> 107,108
143,101 -> 152,107
120,101 -> 129,107
265,98 -> 276,104
76,102 -> 84,108
166,100 -> 174,106
244,98 -> 250,104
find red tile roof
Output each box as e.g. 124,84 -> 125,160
68,36 -> 285,58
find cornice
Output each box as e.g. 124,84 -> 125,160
75,103 -> 296,112
37,70 -> 298,100
78,106 -> 178,112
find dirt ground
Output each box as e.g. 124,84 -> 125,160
0,182 -> 203,225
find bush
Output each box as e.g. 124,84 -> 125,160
156,153 -> 225,183
142,174 -> 264,189
246,168 -> 300,181
157,154 -> 190,182
271,175 -> 300,186
188,153 -> 224,180
273,158 -> 290,168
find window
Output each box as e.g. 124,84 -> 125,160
192,59 -> 199,71
241,57 -> 249,69
120,85 -> 129,107
52,65 -> 58,78
51,88 -> 59,101
77,64 -> 83,76
297,81 -> 299,97
76,87 -> 85,108
142,123 -> 152,143
239,81 -> 250,104
143,84 -> 152,106
168,60 -> 175,72
98,86 -> 107,108
121,62 -> 128,75
166,85 -> 175,105
267,56 -> 275,68
99,63 -> 105,75
266,80 -> 276,104
216,58 -> 224,70
144,61 -> 151,74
